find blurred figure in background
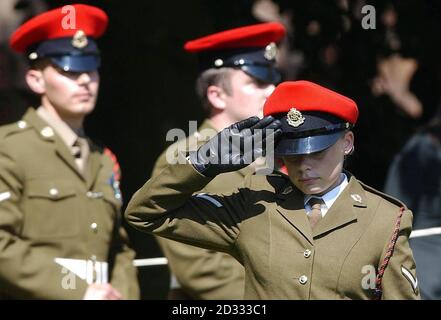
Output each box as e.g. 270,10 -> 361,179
150,22 -> 286,299
384,104 -> 441,299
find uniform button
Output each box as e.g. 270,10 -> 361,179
28,52 -> 38,60
90,255 -> 97,261
17,121 -> 27,129
49,188 -> 59,197
299,275 -> 308,285
214,58 -> 223,67
86,191 -> 93,198
303,249 -> 312,258
90,222 -> 98,232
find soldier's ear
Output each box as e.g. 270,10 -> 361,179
26,69 -> 46,95
342,131 -> 354,155
206,85 -> 227,111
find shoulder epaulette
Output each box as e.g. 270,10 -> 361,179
359,180 -> 407,209
0,120 -> 32,139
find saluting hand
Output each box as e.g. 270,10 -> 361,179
189,116 -> 282,177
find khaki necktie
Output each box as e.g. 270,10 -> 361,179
72,137 -> 89,172
308,197 -> 324,230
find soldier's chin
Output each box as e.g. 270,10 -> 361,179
72,103 -> 95,115
297,183 -> 323,195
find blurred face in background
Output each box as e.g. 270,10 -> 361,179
223,69 -> 275,121
26,61 -> 99,127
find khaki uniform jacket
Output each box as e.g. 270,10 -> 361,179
0,108 -> 139,299
126,157 -> 420,299
152,120 -> 247,299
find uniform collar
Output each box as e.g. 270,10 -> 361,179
22,107 -> 53,135
22,107 -> 101,186
304,173 -> 349,212
312,174 -> 367,238
190,119 -> 217,141
274,172 -> 367,244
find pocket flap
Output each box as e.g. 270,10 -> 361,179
27,180 -> 76,200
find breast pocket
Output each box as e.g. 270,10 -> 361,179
22,180 -> 79,238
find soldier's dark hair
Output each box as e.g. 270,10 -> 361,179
195,68 -> 233,111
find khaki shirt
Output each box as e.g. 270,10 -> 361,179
152,119 -> 248,299
0,108 -> 139,299
126,157 -> 420,299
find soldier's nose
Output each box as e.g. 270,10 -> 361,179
77,72 -> 92,85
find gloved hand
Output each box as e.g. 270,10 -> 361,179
189,116 -> 282,177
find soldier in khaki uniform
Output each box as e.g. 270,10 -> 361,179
152,22 -> 286,299
126,80 -> 420,299
153,22 -> 287,300
0,4 -> 139,299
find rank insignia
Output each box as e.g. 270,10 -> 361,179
72,30 -> 88,49
287,108 -> 305,128
214,58 -> 224,67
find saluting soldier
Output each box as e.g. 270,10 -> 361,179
151,22 -> 286,300
126,80 -> 420,299
0,4 -> 139,299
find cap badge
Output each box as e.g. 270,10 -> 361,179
264,42 -> 277,61
72,30 -> 88,49
351,194 -> 362,203
287,108 -> 305,128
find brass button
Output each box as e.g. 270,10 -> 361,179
303,249 -> 312,258
299,275 -> 308,285
49,188 -> 59,198
90,222 -> 98,232
17,121 -> 27,129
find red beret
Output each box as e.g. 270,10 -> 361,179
265,81 -> 358,155
10,4 -> 108,53
184,22 -> 286,53
263,80 -> 358,124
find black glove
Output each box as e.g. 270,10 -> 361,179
189,116 -> 282,177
